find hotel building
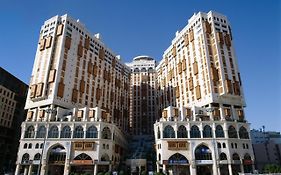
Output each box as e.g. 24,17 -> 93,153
16,10 -> 255,175
15,14 -> 130,175
154,11 -> 254,175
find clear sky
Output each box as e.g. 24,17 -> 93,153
0,0 -> 280,132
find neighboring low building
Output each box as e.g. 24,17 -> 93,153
251,129 -> 281,172
0,67 -> 28,173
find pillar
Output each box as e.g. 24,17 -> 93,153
109,164 -> 112,172
228,164 -> 233,175
94,164 -> 98,175
63,163 -> 70,175
213,162 -> 219,175
23,166 -> 29,175
15,164 -> 20,175
240,164 -> 244,173
156,163 -> 160,172
28,164 -> 33,175
40,162 -> 47,175
163,164 -> 167,174
190,163 -> 196,175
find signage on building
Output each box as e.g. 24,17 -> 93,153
168,159 -> 188,165
243,159 -> 252,165
196,160 -> 213,164
72,160 -> 93,165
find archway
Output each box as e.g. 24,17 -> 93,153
167,153 -> 190,175
47,145 -> 66,175
195,144 -> 213,175
71,153 -> 94,174
243,153 -> 253,173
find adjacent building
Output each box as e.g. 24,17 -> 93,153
251,129 -> 281,172
0,67 -> 28,173
15,14 -> 130,175
154,11 -> 254,175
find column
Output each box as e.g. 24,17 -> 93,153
212,162 -> 218,175
94,164 -> 98,175
190,163 -> 196,175
163,164 -> 167,174
240,164 -> 244,173
40,162 -> 47,175
156,163 -> 160,172
63,163 -> 70,175
228,164 -> 233,175
109,164 -> 112,172
28,164 -> 33,175
23,166 -> 29,175
15,164 -> 20,175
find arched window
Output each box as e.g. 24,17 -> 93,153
102,127 -> 111,139
158,154 -> 161,161
163,125 -> 175,138
40,143 -> 43,149
35,143 -> 39,149
228,126 -> 238,138
28,143 -> 32,149
239,126 -> 249,139
36,126 -> 46,138
74,126 -> 84,138
168,153 -> 189,164
203,125 -> 212,138
190,125 -> 201,138
215,125 -> 224,138
48,125 -> 59,138
177,125 -> 188,138
101,154 -> 110,161
74,153 -> 92,161
34,153 -> 41,160
157,127 -> 161,139
244,153 -> 251,160
232,153 -> 240,160
21,153 -> 30,164
86,125 -> 98,138
195,145 -> 212,160
217,143 -> 221,148
222,143 -> 226,148
61,126 -> 71,138
220,153 -> 227,160
24,126 -> 35,138
23,143 -> 28,149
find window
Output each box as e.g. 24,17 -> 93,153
102,127 -> 111,139
177,125 -> 187,138
239,126 -> 249,139
215,125 -> 224,138
195,145 -> 212,160
21,153 -> 30,164
36,126 -> 46,138
48,125 -> 59,138
86,125 -> 98,138
34,153 -> 41,160
35,143 -> 39,149
220,153 -> 227,160
157,127 -> 161,139
218,142 -> 221,148
61,126 -> 71,138
228,126 -> 238,138
222,143 -> 226,148
74,126 -> 84,138
40,143 -> 43,149
232,153 -> 240,160
203,125 -> 212,138
23,143 -> 28,149
190,125 -> 201,138
163,125 -> 175,138
24,126 -> 35,138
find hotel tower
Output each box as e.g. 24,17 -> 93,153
154,11 -> 254,175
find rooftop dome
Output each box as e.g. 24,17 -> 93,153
133,55 -> 154,61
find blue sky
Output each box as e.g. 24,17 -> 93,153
0,1 -> 280,131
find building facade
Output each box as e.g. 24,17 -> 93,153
15,14 -> 130,175
154,11 -> 254,175
0,67 -> 28,174
126,56 -> 158,135
251,129 -> 281,172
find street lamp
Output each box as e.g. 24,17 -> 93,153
37,107 -> 56,175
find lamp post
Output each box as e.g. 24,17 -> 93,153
37,107 -> 57,175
